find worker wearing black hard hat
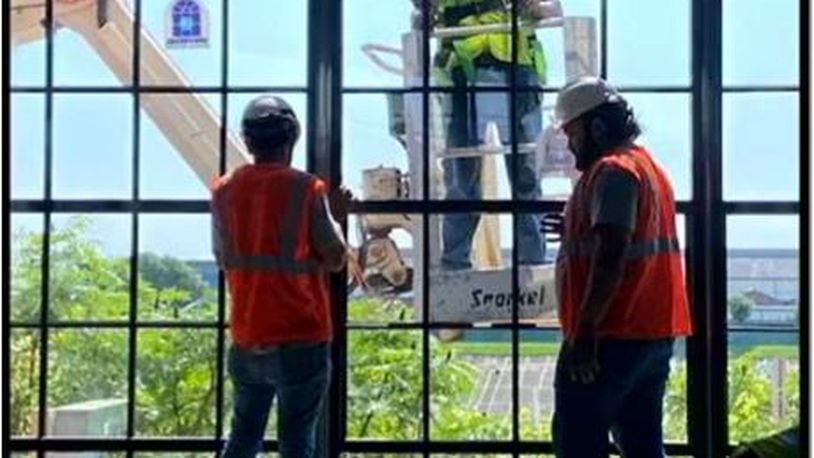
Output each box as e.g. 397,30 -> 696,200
213,96 -> 351,458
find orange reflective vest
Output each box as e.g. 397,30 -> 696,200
556,145 -> 692,341
211,164 -> 332,348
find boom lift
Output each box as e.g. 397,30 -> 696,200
356,6 -> 597,326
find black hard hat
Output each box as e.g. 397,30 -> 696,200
241,95 -> 301,150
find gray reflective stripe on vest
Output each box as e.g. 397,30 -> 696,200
559,236 -> 681,259
624,237 -> 680,259
223,254 -> 321,274
279,173 -> 312,258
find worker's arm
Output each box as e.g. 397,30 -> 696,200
210,189 -> 227,271
311,187 -> 351,273
568,167 -> 637,384
522,0 -> 563,20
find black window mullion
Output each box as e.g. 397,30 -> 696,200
36,0 -> 56,450
214,0 -> 229,446
509,0 -> 520,450
1,0 -> 10,443
600,0 -> 608,79
799,2 -> 811,455
688,0 -> 727,455
307,0 -> 345,455
420,0 -> 431,454
125,0 -> 142,444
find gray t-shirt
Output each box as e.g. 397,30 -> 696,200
589,167 -> 639,232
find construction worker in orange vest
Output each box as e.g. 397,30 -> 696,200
212,96 -> 351,458
545,77 -> 692,457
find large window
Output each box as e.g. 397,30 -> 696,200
6,0 -> 807,456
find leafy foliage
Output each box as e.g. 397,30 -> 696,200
8,217 -> 799,447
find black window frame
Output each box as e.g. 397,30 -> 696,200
3,0 -> 809,456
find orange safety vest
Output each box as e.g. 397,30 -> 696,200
556,145 -> 692,342
211,164 -> 332,348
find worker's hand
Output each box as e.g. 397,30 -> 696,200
541,212 -> 564,242
566,330 -> 600,384
329,186 -> 353,224
347,249 -> 368,291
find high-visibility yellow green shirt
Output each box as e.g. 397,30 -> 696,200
436,0 -> 547,83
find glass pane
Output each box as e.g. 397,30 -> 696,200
663,338 -> 689,443
50,214 -> 132,321
723,0 -> 799,86
11,213 -> 43,323
727,216 -> 799,444
343,94 -> 418,200
728,331 -> 799,444
136,329 -> 217,437
343,0 -> 416,88
536,0 -> 601,89
607,0 -> 690,86
139,93 -> 221,199
11,94 -> 44,199
430,214 -> 556,325
727,216 -> 799,327
347,330 -> 422,440
431,329 -> 512,441
723,93 -> 799,201
52,0 -> 132,86
228,0 -> 307,87
47,329 -> 128,438
10,1 -> 46,86
140,0 -> 223,87
434,88 -> 533,201
53,94 -> 133,199
138,214 -> 216,321
347,214 -> 418,325
622,92 -> 692,201
11,329 -> 40,437
518,330 -> 559,441
227,93 -> 307,171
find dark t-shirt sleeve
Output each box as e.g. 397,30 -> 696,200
589,167 -> 639,231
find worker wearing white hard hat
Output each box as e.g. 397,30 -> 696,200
554,76 -> 625,127
547,77 -> 692,458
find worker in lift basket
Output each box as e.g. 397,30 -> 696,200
413,0 -> 562,270
545,77 -> 693,457
212,96 -> 352,458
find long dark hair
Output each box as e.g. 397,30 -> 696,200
583,99 -> 642,151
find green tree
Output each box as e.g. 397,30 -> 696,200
664,353 -> 799,445
729,295 -> 754,324
347,299 -> 512,440
139,252 -> 210,318
10,217 -> 219,437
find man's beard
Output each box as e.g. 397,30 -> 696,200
573,139 -> 601,172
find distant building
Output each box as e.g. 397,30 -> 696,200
727,249 -> 798,326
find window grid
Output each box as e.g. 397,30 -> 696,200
4,0 -> 808,456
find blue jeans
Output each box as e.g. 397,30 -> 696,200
222,343 -> 331,458
441,65 -> 545,269
553,339 -> 674,458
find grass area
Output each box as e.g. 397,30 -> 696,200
441,341 -> 560,357
441,341 -> 798,361
743,345 -> 799,360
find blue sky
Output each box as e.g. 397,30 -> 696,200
10,0 -> 801,259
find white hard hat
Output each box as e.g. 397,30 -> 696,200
554,77 -> 623,127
